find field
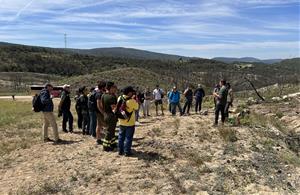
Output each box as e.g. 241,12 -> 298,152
0,89 -> 299,194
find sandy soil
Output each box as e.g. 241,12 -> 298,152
0,104 -> 299,194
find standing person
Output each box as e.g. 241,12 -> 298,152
101,82 -> 118,152
183,85 -> 193,115
168,86 -> 183,116
194,84 -> 205,114
74,89 -> 82,130
117,86 -> 139,156
213,79 -> 228,126
95,81 -> 107,145
213,84 -> 220,110
58,84 -> 73,133
87,87 -> 97,138
224,83 -> 234,120
143,87 -> 152,117
153,85 -> 164,116
137,87 -> 145,119
78,86 -> 90,135
134,88 -> 140,124
40,83 -> 61,143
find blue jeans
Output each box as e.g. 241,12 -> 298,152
118,126 -> 135,154
89,111 -> 97,137
170,102 -> 183,116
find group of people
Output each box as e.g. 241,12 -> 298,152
38,79 -> 233,156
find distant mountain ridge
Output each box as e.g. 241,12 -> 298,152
213,57 -> 284,64
0,42 -> 188,62
68,47 -> 189,61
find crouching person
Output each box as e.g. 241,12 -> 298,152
117,86 -> 139,156
40,83 -> 62,143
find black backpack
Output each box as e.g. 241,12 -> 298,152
115,96 -> 133,121
32,94 -> 44,112
159,89 -> 164,99
88,91 -> 100,111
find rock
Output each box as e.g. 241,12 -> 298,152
277,170 -> 282,174
272,97 -> 282,101
227,160 -> 231,163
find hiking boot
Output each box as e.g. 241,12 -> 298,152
213,123 -> 218,127
103,147 -> 113,152
54,139 -> 63,144
62,129 -> 68,133
43,138 -> 53,142
96,139 -> 103,145
119,151 -> 124,156
69,130 -> 73,133
125,152 -> 133,157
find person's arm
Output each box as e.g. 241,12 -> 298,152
97,98 -> 104,114
58,92 -> 66,111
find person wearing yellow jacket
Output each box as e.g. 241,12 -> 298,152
118,86 -> 139,156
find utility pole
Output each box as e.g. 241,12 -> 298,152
64,33 -> 67,49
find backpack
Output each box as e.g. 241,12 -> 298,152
115,96 -> 133,121
32,94 -> 44,112
159,89 -> 164,99
88,91 -> 100,111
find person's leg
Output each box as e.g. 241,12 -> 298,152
68,110 -> 73,132
171,103 -> 176,115
195,98 -> 199,113
187,101 -> 191,114
142,101 -> 146,117
215,104 -> 221,125
118,126 -> 126,154
199,98 -> 203,112
103,114 -> 117,151
177,102 -> 183,115
43,113 -> 49,140
77,111 -> 83,129
96,113 -> 104,144
183,100 -> 188,114
92,111 -> 97,137
62,110 -> 68,132
124,126 -> 135,155
221,104 -> 226,124
160,100 -> 164,115
155,101 -> 158,115
48,112 -> 59,141
224,102 -> 230,118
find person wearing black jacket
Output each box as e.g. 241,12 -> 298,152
74,89 -> 82,129
79,86 -> 90,135
183,86 -> 193,115
194,84 -> 205,114
58,84 -> 73,133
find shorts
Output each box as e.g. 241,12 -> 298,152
96,112 -> 105,127
155,99 -> 163,106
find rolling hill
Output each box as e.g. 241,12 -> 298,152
0,42 -> 299,92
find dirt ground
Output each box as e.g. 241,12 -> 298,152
0,98 -> 300,194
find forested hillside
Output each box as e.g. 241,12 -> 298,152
0,43 -> 299,91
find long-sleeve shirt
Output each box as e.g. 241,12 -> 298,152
40,88 -> 54,112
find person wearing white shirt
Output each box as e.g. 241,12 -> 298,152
153,85 -> 164,116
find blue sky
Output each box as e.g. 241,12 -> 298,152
0,0 -> 299,59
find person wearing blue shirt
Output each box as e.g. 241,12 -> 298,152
168,86 -> 183,116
